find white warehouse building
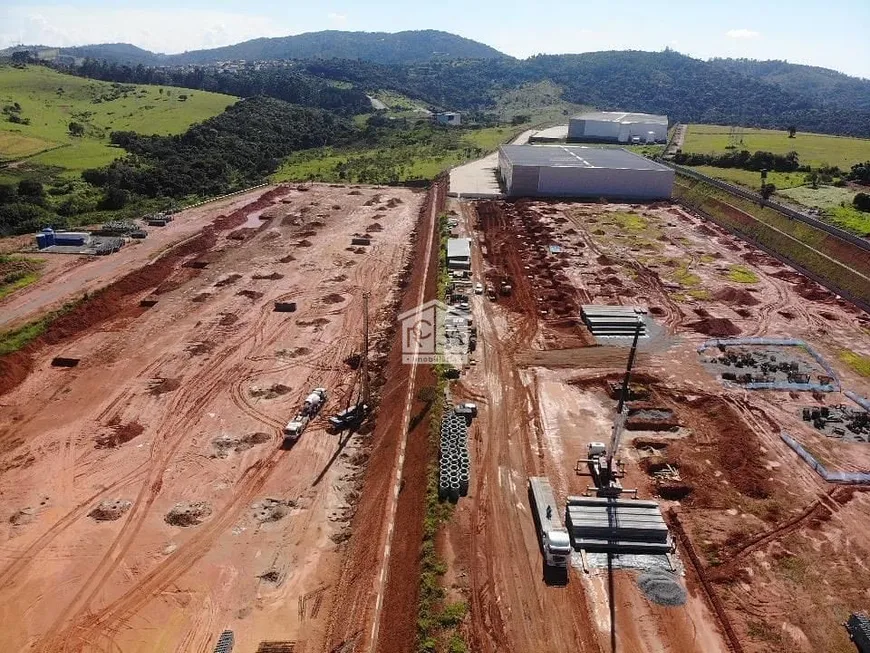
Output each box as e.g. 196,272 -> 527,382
498,145 -> 674,200
568,111 -> 668,144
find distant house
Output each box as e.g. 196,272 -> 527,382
434,112 -> 461,126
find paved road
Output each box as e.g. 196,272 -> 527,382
448,129 -> 535,198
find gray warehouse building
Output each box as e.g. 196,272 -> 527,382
568,111 -> 668,143
498,145 -> 674,200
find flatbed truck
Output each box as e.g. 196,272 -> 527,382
528,477 -> 572,569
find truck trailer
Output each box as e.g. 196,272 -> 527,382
528,477 -> 572,569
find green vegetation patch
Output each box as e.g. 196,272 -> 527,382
0,297 -> 80,356
690,165 -> 805,191
0,254 -> 44,300
273,124 -> 517,185
778,184 -> 856,210
726,264 -> 760,284
671,265 -> 702,288
839,350 -> 870,378
825,205 -> 870,237
610,211 -> 648,232
683,124 -> 870,169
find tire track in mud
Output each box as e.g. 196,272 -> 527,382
38,221 -> 379,650
0,465 -> 148,591
35,350 -> 243,652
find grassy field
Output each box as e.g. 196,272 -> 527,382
273,125 -> 520,184
682,124 -> 870,169
493,81 -> 590,126
0,64 -> 236,173
690,165 -> 805,190
778,184 -> 856,209
0,254 -> 44,300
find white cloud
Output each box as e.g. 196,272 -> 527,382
0,6 -> 292,54
726,29 -> 761,40
327,12 -> 348,24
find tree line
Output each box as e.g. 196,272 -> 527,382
59,59 -> 372,115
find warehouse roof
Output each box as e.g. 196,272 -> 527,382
447,238 -> 471,259
500,145 -> 673,172
572,111 -> 668,125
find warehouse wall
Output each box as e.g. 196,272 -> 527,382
534,166 -> 674,200
568,119 -> 667,143
508,165 -> 541,196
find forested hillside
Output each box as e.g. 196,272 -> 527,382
86,96 -> 353,198
2,30 -> 506,66
71,59 -> 371,114
710,58 -> 870,112
298,52 -> 870,137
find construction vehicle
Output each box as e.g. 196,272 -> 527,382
528,477 -> 572,569
283,387 -> 328,446
330,292 -> 371,432
577,321 -> 642,498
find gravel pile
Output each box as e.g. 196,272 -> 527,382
637,570 -> 687,606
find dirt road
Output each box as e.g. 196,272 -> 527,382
0,184 -> 423,652
443,196 -> 870,653
0,188 -> 270,330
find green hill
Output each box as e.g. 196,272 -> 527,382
709,58 -> 870,112
0,64 -> 236,175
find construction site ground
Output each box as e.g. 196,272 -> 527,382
444,196 -> 870,653
0,183 -> 433,652
0,188 -> 273,331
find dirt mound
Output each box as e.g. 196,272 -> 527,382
214,274 -> 242,287
211,432 -> 271,458
95,421 -> 144,449
278,254 -> 296,263
165,502 -> 212,527
796,281 -> 833,302
694,224 -> 718,236
277,347 -> 311,358
328,274 -> 348,283
88,499 -> 132,521
686,318 -> 741,337
237,289 -> 263,300
712,287 -> 760,306
778,310 -> 795,320
252,272 -> 284,280
186,341 -> 215,356
321,293 -> 345,305
148,377 -> 181,395
250,383 -> 291,399
252,497 -> 296,523
366,222 -> 383,233
597,254 -> 615,265
637,570 -> 687,606
297,318 -> 330,328
227,227 -> 257,241
219,313 -> 238,326
296,240 -> 313,247
191,292 -> 211,303
9,507 -> 37,526
385,198 -> 403,208
344,353 -> 361,370
649,306 -> 665,316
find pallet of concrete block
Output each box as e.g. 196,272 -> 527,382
565,496 -> 670,553
581,305 -> 648,337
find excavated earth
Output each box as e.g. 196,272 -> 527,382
0,184 -> 428,652
438,197 -> 870,653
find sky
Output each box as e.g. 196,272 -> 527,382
1,0 -> 869,79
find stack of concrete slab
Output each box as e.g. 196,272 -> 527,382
565,496 -> 671,554
581,305 -> 647,337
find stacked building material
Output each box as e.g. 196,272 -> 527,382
565,496 -> 671,554
438,407 -> 472,501
581,305 -> 648,337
